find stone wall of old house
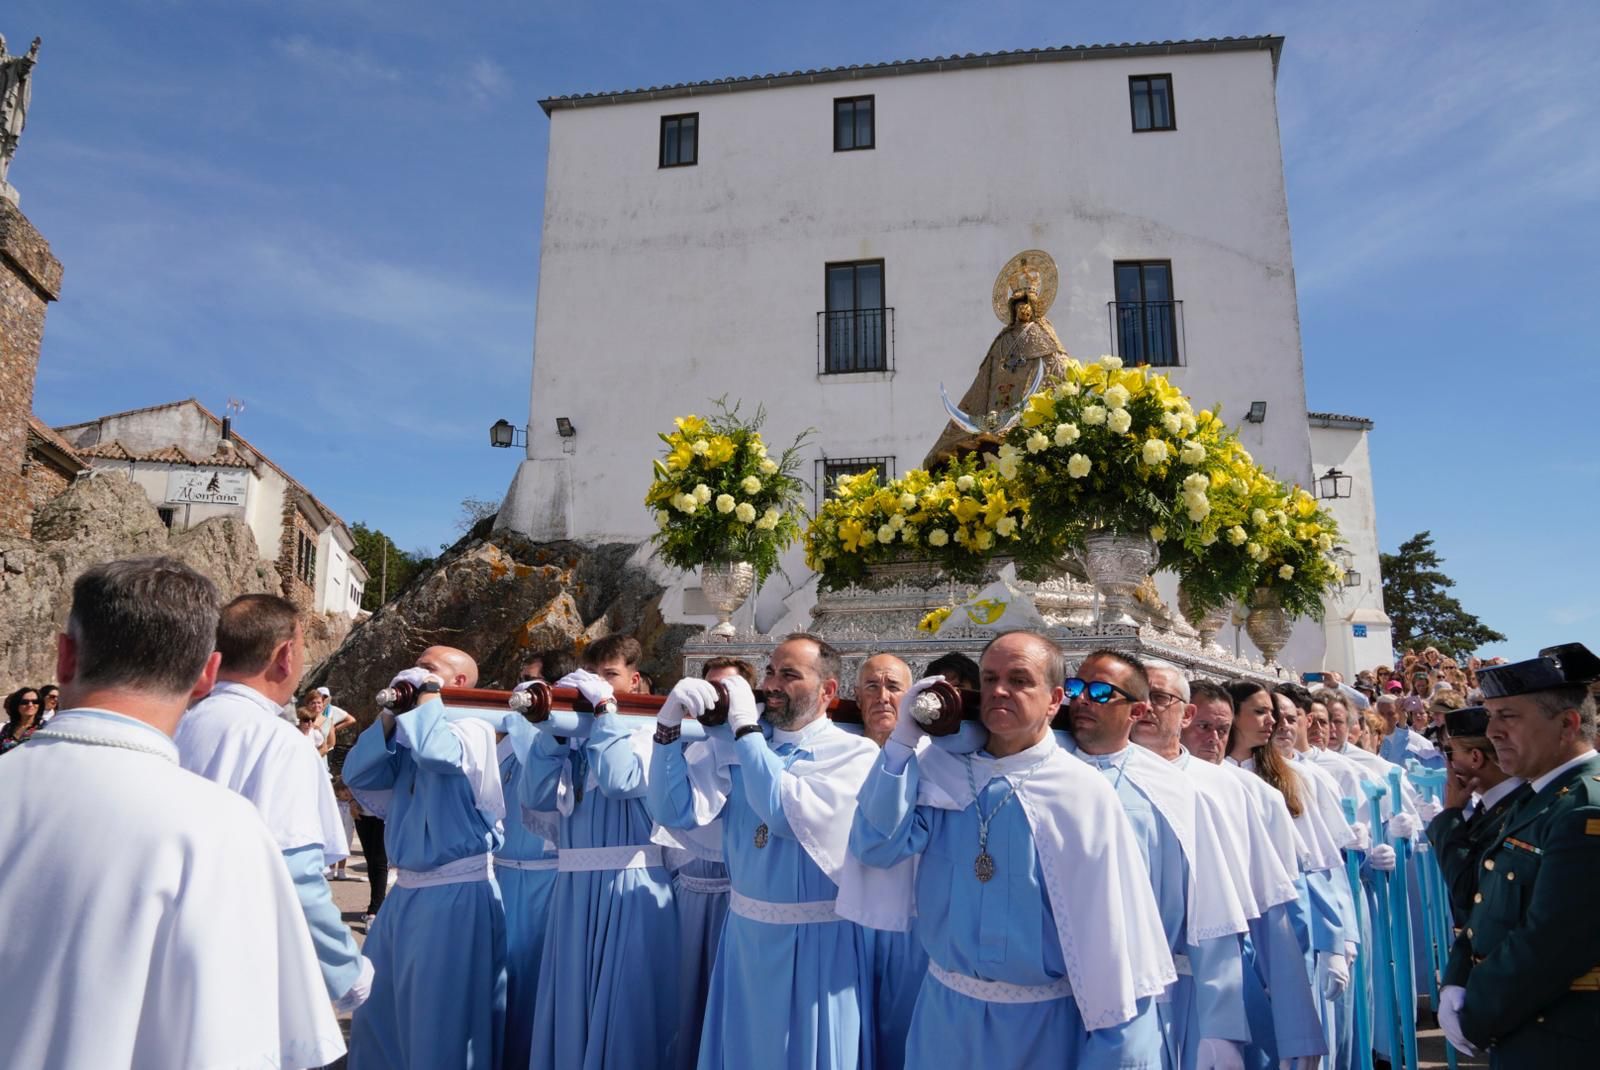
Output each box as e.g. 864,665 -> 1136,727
278,498 -> 319,610
24,460 -> 70,517
0,201 -> 62,538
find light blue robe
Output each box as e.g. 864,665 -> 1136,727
522,713 -> 679,1070
1066,742 -> 1248,1070
866,925 -> 927,1070
343,700 -> 507,1070
493,734 -> 557,1070
649,717 -> 876,1070
849,746 -> 1163,1070
671,854 -> 731,1070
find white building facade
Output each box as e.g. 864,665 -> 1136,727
56,399 -> 368,617
1308,413 -> 1393,675
501,36 -> 1380,670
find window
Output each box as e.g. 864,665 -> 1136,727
1111,261 -> 1182,367
821,261 -> 888,373
295,530 -> 316,586
1129,75 -> 1175,132
816,456 -> 895,510
157,507 -> 176,529
659,113 -> 698,167
834,96 -> 874,151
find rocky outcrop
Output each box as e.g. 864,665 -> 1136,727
0,474 -> 333,689
306,530 -> 700,724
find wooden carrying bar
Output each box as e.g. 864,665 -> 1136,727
441,685 -> 867,725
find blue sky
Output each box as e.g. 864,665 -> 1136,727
9,1 -> 1596,660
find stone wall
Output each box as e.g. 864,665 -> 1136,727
0,200 -> 62,537
0,475 -> 280,691
277,498 -> 318,609
24,460 -> 70,517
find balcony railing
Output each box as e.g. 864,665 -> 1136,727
1107,300 -> 1184,368
818,307 -> 894,374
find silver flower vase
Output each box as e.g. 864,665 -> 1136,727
1244,587 -> 1293,666
1080,532 -> 1160,629
701,561 -> 755,639
1178,586 -> 1231,655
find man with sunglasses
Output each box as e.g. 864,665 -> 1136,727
1059,651 -> 1252,1070
846,630 -> 1173,1068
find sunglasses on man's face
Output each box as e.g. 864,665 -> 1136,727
1063,677 -> 1138,704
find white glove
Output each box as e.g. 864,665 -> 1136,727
659,677 -> 717,729
388,666 -> 438,691
1438,985 -> 1480,1057
557,669 -> 614,711
1416,798 -> 1443,823
332,955 -> 375,1015
1388,811 -> 1422,840
722,676 -> 760,733
512,679 -> 542,693
1195,1037 -> 1244,1070
1345,940 -> 1359,962
892,676 -> 947,749
1319,950 -> 1349,999
1350,821 -> 1371,852
1366,843 -> 1396,872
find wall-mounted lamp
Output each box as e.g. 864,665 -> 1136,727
555,417 -> 577,439
1245,401 -> 1268,424
489,419 -> 525,449
1316,467 -> 1353,500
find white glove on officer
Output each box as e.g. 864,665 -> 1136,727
1366,843 -> 1397,872
1318,950 -> 1349,999
1350,821 -> 1371,852
332,955 -> 375,1015
722,676 -> 760,733
1194,1037 -> 1244,1070
388,666 -> 439,691
659,677 -> 718,729
557,669 -> 614,711
1416,798 -> 1443,822
892,676 -> 947,750
1388,811 -> 1422,840
1438,985 -> 1480,1057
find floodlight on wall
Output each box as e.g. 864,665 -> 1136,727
1316,467 -> 1353,500
489,419 -> 525,449
555,417 -> 577,439
1245,401 -> 1268,423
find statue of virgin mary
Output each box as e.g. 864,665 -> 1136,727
923,250 -> 1071,469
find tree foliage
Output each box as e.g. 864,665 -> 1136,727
456,496 -> 500,534
350,522 -> 435,611
1380,530 -> 1505,657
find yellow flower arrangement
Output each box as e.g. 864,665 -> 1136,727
803,453 -> 1028,591
646,400 -> 811,584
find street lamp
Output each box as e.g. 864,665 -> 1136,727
489,419 -> 524,448
1316,467 -> 1352,500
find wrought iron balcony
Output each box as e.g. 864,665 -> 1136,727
818,307 -> 894,375
1107,300 -> 1184,368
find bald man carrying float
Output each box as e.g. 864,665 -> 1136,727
344,646 -> 509,1070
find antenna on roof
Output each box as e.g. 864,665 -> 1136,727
220,397 -> 245,449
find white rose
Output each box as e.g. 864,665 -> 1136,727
1054,423 -> 1080,446
763,506 -> 782,522
1099,355 -> 1123,370
996,516 -> 1017,537
1161,413 -> 1184,435
1247,541 -> 1266,562
898,493 -> 917,511
1083,405 -> 1107,426
755,515 -> 776,530
1067,454 -> 1092,479
996,456 -> 1019,479
1107,409 -> 1133,434
1026,431 -> 1050,454
691,439 -> 710,455
749,441 -> 767,456
1180,413 -> 1197,435
694,484 -> 712,504
1183,472 -> 1209,493
1186,497 -> 1211,521
928,528 -> 949,547
1279,565 -> 1295,580
759,458 -> 779,475
1251,508 -> 1269,527
1058,380 -> 1081,397
741,476 -> 762,494
1227,525 -> 1248,545
735,502 -> 757,523
715,493 -> 736,514
877,524 -> 896,544
1141,439 -> 1169,465
1149,525 -> 1166,542
679,498 -> 698,515
887,513 -> 905,531
956,475 -> 976,492
1180,442 -> 1205,465
1104,384 -> 1130,410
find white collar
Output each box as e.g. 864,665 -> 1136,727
32,708 -> 179,762
1476,776 -> 1525,811
772,716 -> 833,747
1530,751 -> 1596,794
975,729 -> 1058,773
209,681 -> 286,718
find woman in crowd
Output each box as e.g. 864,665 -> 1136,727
1,687 -> 43,755
37,684 -> 59,724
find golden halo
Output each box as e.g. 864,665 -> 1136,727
991,249 -> 1059,323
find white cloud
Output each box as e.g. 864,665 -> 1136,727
274,35 -> 400,84
466,57 -> 510,104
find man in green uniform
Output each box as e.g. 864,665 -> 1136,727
1426,706 -> 1527,926
1439,642 -> 1600,1064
